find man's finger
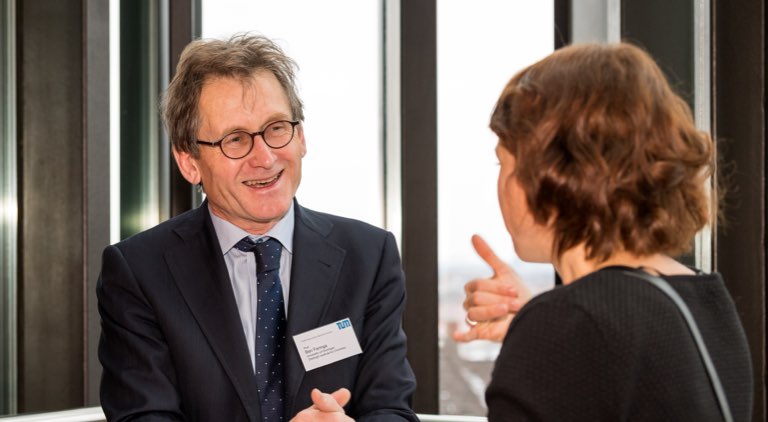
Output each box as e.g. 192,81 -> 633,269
310,388 -> 344,412
471,234 -> 509,274
330,388 -> 351,408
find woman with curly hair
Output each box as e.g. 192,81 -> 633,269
458,43 -> 753,421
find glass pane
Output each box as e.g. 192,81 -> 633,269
120,0 -> 164,239
201,0 -> 384,227
437,1 -> 555,415
0,0 -> 17,415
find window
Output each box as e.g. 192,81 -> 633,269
0,0 -> 17,415
437,1 -> 555,415
1,1 -> 751,420
202,0 -> 385,227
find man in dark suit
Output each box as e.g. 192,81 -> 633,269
97,33 -> 417,422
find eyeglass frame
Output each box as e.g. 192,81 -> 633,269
195,120 -> 301,159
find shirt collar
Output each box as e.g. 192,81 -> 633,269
210,202 -> 295,255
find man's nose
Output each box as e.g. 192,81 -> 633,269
245,135 -> 277,166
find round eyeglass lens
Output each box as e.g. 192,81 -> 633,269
263,120 -> 295,148
221,132 -> 253,159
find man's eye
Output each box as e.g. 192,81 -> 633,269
225,133 -> 247,145
269,122 -> 289,133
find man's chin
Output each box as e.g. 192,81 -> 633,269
245,204 -> 291,224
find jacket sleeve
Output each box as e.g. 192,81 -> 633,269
349,232 -> 419,422
97,244 -> 184,421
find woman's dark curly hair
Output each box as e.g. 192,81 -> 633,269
490,42 -> 717,262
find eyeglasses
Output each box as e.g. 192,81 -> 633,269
196,120 -> 300,159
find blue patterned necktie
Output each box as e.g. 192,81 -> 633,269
235,237 -> 286,421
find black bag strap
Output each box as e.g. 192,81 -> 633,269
623,270 -> 733,422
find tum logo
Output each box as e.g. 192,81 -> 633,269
336,319 -> 351,330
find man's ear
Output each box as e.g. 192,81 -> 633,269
296,123 -> 307,157
173,148 -> 202,185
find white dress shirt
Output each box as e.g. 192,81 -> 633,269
210,202 -> 295,372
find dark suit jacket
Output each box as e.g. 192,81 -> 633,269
97,201 -> 418,421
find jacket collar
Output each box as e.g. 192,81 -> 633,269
284,201 -> 347,415
165,202 -> 262,420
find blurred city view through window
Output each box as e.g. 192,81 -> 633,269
437,1 -> 555,415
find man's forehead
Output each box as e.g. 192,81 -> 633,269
202,70 -> 276,91
200,72 -> 287,105
196,72 -> 291,136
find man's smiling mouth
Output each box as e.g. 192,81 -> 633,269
243,170 -> 283,188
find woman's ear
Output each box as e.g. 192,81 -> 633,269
173,148 -> 202,185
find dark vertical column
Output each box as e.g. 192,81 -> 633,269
168,0 -> 197,216
621,0 -> 695,108
552,0 -> 572,286
400,0 -> 438,413
712,1 -> 766,420
84,0 -> 111,406
621,0 -> 696,267
554,0 -> 572,48
18,0 -> 85,412
120,0 -> 155,239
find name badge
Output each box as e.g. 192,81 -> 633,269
293,318 -> 363,371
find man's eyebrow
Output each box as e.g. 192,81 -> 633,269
212,113 -> 294,137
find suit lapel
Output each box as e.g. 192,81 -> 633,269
285,204 -> 346,415
164,205 -> 261,421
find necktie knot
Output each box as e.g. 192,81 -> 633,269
234,237 -> 282,272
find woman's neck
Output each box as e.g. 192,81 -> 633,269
554,245 -> 695,284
